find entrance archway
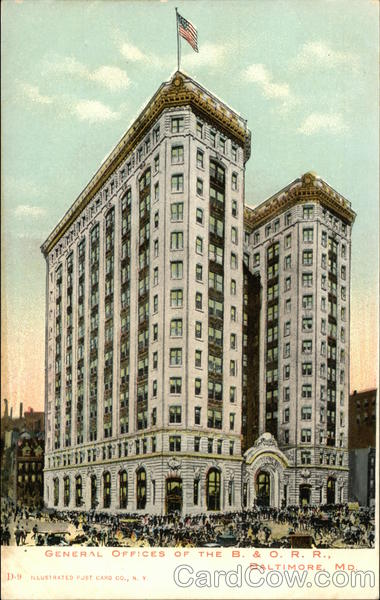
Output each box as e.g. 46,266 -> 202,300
299,484 -> 311,506
165,478 -> 182,514
90,475 -> 97,510
256,471 -> 270,506
327,477 -> 336,504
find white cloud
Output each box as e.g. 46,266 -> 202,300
119,41 -> 146,63
294,41 -> 359,70
44,57 -> 130,90
21,83 -> 53,105
72,100 -> 120,123
14,205 -> 46,218
297,112 -> 348,135
243,64 -> 291,100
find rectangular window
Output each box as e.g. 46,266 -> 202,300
169,406 -> 182,423
171,202 -> 184,222
170,319 -> 183,337
232,200 -> 237,217
170,348 -> 182,366
171,174 -> 184,193
194,407 -> 201,425
301,406 -> 312,420
171,261 -> 183,279
170,231 -> 184,250
196,207 -> 204,224
303,227 -> 314,242
169,436 -> 181,452
196,149 -> 204,168
196,236 -> 203,254
195,378 -> 202,395
170,288 -> 183,307
169,377 -> 182,394
197,178 -> 203,196
196,121 -> 203,138
171,117 -> 184,133
195,292 -> 202,310
195,349 -> 202,368
196,264 -> 203,282
171,145 -> 184,164
195,321 -> 202,339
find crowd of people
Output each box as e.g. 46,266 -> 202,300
1,500 -> 375,548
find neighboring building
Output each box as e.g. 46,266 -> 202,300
243,172 -> 356,506
1,401 -> 45,505
348,388 -> 377,506
41,71 -> 356,514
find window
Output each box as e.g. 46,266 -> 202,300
232,200 -> 237,217
194,407 -> 201,425
195,378 -> 202,395
209,243 -> 223,264
196,264 -> 203,282
197,178 -> 203,196
153,294 -> 158,312
231,253 -> 238,269
302,384 -> 312,398
231,279 -> 236,295
301,406 -> 312,420
103,472 -> 111,509
169,377 -> 182,394
209,130 -> 216,147
170,348 -> 182,366
171,202 -> 183,221
284,255 -> 291,269
231,227 -> 238,244
169,406 -> 182,423
154,154 -> 159,173
303,228 -> 314,242
195,292 -> 202,310
301,451 -> 311,465
303,205 -> 314,219
171,261 -> 183,279
219,137 -> 226,154
154,211 -> 159,228
194,436 -> 200,452
302,317 -> 313,331
153,324 -> 158,341
303,250 -> 313,265
171,174 -> 184,193
208,408 -> 222,428
153,267 -> 159,285
230,386 -> 236,403
284,321 -> 291,336
195,321 -> 202,339
230,360 -> 237,376
303,294 -> 313,309
231,173 -> 238,190
231,145 -> 237,161
230,333 -> 237,349
152,380 -> 157,397
284,387 -> 290,402
302,272 -> 313,287
170,319 -> 183,337
196,236 -> 203,254
170,231 -> 184,250
284,365 -> 290,379
196,121 -> 203,138
231,306 -> 236,322
284,408 -> 290,423
171,116 -> 184,133
302,362 -> 312,376
195,350 -> 202,368
170,288 -> 183,307
169,436 -> 181,452
209,271 -> 223,292
285,233 -> 292,249
171,145 -> 184,164
197,149 -> 204,168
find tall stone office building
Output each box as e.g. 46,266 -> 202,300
42,71 -> 355,513
243,173 -> 356,505
42,71 -> 250,513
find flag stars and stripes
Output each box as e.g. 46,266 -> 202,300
177,13 -> 199,53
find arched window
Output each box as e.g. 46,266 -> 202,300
53,478 -> 59,507
103,471 -> 111,509
206,468 -> 221,511
136,468 -> 146,510
119,471 -> 128,509
75,475 -> 82,507
63,476 -> 70,507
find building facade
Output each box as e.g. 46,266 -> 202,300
41,72 -> 356,514
243,173 -> 356,505
348,388 -> 377,506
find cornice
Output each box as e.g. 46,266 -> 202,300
244,172 -> 356,230
41,71 -> 251,257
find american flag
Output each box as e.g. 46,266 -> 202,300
177,12 -> 199,53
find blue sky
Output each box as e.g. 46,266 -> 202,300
2,0 -> 378,411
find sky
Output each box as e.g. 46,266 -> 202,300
1,0 -> 378,414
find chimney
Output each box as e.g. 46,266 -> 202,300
10,406 -> 13,419
3,398 -> 9,418
19,402 -> 23,419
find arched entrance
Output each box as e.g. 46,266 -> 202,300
206,468 -> 221,511
256,471 -> 270,506
299,484 -> 311,506
165,478 -> 182,514
327,477 -> 336,504
90,475 -> 97,510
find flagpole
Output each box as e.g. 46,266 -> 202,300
175,7 -> 181,71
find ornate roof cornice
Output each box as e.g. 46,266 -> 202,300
41,71 -> 251,256
244,172 -> 356,231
